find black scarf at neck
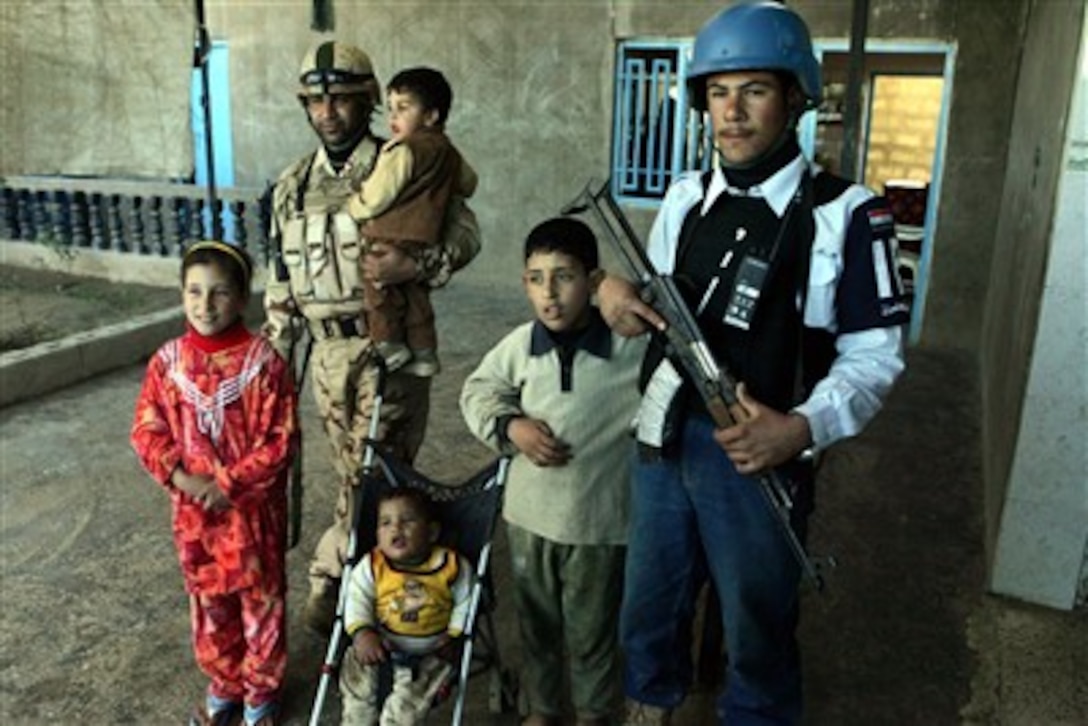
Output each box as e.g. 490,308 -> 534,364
325,126 -> 371,172
723,136 -> 801,190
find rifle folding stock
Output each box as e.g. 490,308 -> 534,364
563,178 -> 832,592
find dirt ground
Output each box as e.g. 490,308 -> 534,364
0,265 -> 179,352
1,274 -> 1084,725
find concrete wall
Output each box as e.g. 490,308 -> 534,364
1,0 -> 1029,349
918,0 -> 1027,350
984,3 -> 1087,609
0,1 -> 193,178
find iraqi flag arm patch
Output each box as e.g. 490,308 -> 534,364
867,207 -> 896,232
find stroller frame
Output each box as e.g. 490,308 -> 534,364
309,359 -> 513,726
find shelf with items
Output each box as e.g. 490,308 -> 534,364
885,178 -> 929,257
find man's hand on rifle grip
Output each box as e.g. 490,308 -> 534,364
713,383 -> 814,475
597,274 -> 667,338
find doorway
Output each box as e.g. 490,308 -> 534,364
800,42 -> 956,343
190,40 -> 236,240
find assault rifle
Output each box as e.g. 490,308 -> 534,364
563,178 -> 832,592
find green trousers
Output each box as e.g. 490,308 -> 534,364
506,523 -> 625,720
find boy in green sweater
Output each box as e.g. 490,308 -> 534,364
460,217 -> 646,725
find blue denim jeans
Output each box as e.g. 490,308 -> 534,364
620,416 -> 804,725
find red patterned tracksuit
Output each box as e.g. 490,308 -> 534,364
131,323 -> 297,709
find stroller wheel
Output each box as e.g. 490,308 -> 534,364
488,666 -> 519,714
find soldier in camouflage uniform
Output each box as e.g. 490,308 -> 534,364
262,41 -> 480,634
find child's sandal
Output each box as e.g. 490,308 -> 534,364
188,701 -> 241,726
242,700 -> 279,726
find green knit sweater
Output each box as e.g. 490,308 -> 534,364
460,315 -> 646,545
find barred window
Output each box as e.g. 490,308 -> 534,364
611,40 -> 710,205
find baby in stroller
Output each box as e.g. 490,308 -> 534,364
306,356 -> 513,726
339,486 -> 472,725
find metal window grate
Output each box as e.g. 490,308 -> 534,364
611,41 -> 709,205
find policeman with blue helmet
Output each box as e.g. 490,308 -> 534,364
598,2 -> 909,724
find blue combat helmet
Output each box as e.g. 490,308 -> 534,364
686,1 -> 822,112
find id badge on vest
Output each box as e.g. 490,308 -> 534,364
723,254 -> 770,331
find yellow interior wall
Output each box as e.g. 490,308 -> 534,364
864,75 -> 944,193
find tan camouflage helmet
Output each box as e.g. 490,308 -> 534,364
297,41 -> 380,101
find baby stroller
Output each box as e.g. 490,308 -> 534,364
309,358 -> 515,726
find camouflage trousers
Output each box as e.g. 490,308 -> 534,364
339,650 -> 452,725
307,336 -> 431,595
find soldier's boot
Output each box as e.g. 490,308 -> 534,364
303,585 -> 338,636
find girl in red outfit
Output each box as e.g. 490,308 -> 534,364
131,241 -> 297,726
